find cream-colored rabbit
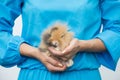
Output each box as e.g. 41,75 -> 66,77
39,22 -> 74,67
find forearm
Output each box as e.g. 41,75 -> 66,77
79,38 -> 106,52
20,43 -> 39,58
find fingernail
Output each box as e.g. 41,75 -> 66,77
58,63 -> 63,67
62,50 -> 65,53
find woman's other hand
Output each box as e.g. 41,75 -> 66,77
20,43 -> 67,72
48,38 -> 82,61
48,38 -> 106,61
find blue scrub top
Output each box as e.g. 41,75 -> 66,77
0,0 -> 120,72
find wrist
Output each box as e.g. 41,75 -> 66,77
79,39 -> 106,52
78,40 -> 88,52
20,43 -> 39,58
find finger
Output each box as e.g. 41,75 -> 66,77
66,48 -> 78,57
48,47 -> 63,56
62,43 -> 73,54
62,39 -> 78,54
46,63 -> 67,72
60,57 -> 68,61
61,48 -> 78,61
46,55 -> 63,67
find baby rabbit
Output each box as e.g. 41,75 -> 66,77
39,22 -> 74,67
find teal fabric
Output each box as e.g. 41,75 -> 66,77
0,0 -> 120,79
18,69 -> 101,80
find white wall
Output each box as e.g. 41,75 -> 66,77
100,60 -> 120,80
0,16 -> 120,80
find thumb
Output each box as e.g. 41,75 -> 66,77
62,39 -> 77,54
62,45 -> 72,54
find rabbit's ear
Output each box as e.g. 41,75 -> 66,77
50,27 -> 58,33
68,31 -> 74,38
43,32 -> 51,41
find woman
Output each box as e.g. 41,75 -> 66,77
0,0 -> 120,80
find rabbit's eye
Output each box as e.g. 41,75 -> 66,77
61,34 -> 65,38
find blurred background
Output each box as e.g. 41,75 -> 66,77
0,16 -> 120,80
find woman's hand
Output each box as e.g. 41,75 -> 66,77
20,43 -> 66,72
34,49 -> 67,72
48,38 -> 82,61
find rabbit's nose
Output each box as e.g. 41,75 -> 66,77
52,41 -> 59,47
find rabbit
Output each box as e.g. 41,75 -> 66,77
39,22 -> 74,67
